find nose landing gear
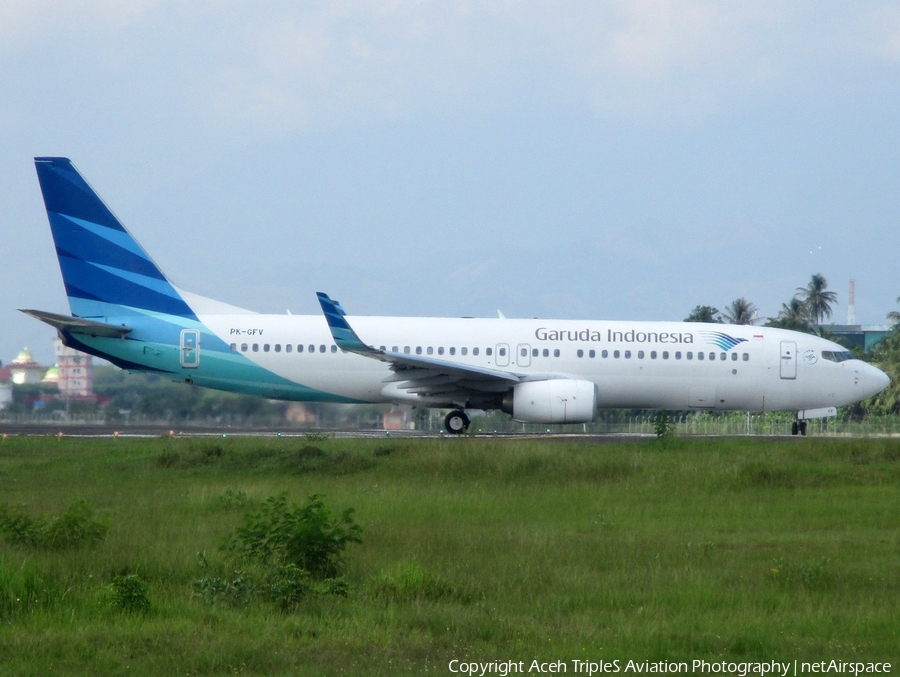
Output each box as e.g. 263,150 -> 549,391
791,419 -> 808,436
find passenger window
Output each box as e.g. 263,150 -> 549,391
662,351 -> 669,359
286,344 -> 292,353
497,347 -> 504,356
450,347 -> 456,355
521,348 -> 528,357
589,349 -> 595,358
686,352 -> 693,360
675,351 -> 682,360
697,352 -> 704,361
319,345 -> 326,353
241,343 -> 248,352
742,353 -> 749,361
720,353 -> 726,361
427,347 -> 433,355
532,348 -> 538,357
614,350 -> 620,358
473,347 -> 479,356
637,350 -> 644,359
650,351 -> 657,359
275,344 -> 281,353
709,352 -> 715,360
379,346 -> 386,351
264,344 -> 270,352
731,352 -> 737,361
553,349 -> 560,357
543,349 -> 549,357
253,344 -> 259,352
416,347 -> 422,355
461,347 -> 468,356
624,350 -> 631,358
331,345 -> 337,353
487,347 -> 493,356
404,346 -> 411,354
230,343 -> 236,352
392,346 -> 399,353
308,345 -> 314,353
577,349 -> 584,358
438,347 -> 444,355
602,350 -> 608,358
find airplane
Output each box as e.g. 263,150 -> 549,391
21,157 -> 890,435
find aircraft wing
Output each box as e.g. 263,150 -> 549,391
317,293 -> 520,405
20,309 -> 132,338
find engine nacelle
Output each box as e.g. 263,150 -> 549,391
502,379 -> 598,424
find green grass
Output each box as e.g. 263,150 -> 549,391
0,434 -> 898,675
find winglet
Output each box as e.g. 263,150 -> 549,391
316,293 -> 371,353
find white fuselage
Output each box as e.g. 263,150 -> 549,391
198,314 -> 887,413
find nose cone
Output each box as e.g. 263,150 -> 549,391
860,363 -> 891,399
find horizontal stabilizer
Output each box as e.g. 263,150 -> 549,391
19,309 -> 132,338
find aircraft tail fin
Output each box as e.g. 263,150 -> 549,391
33,157 -> 196,320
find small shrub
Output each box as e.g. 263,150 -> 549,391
265,564 -> 313,611
225,493 -> 362,580
109,574 -> 151,614
194,570 -> 256,607
217,488 -> 252,509
654,411 -> 675,439
0,499 -> 108,550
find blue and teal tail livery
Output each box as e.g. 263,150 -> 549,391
34,157 -> 196,320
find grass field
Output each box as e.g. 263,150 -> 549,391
0,434 -> 897,676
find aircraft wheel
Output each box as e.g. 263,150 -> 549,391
791,421 -> 799,436
799,420 -> 807,436
445,410 -> 470,435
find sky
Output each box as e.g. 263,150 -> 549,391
2,1 -> 900,366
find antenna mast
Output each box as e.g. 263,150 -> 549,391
847,279 -> 856,325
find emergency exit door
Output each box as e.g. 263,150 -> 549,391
180,329 -> 200,368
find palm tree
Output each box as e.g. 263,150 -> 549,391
684,305 -> 722,323
765,297 -> 813,332
796,273 -> 837,325
722,298 -> 758,325
887,297 -> 900,326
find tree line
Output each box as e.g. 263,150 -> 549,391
684,273 -> 839,331
685,273 -> 900,417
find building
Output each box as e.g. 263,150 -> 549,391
53,339 -> 94,398
829,325 -> 894,352
8,347 -> 47,385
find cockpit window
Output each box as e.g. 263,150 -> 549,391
822,350 -> 855,363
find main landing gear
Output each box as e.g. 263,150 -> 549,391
791,419 -> 808,436
444,410 -> 470,435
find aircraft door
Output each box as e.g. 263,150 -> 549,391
496,343 -> 510,367
180,329 -> 200,368
517,343 -> 532,367
779,341 -> 796,379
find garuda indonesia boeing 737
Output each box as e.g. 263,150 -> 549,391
22,157 -> 889,435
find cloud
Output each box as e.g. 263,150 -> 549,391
4,1 -> 900,136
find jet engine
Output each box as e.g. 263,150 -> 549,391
502,379 -> 598,424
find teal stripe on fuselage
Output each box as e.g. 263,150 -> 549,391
73,333 -> 362,403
